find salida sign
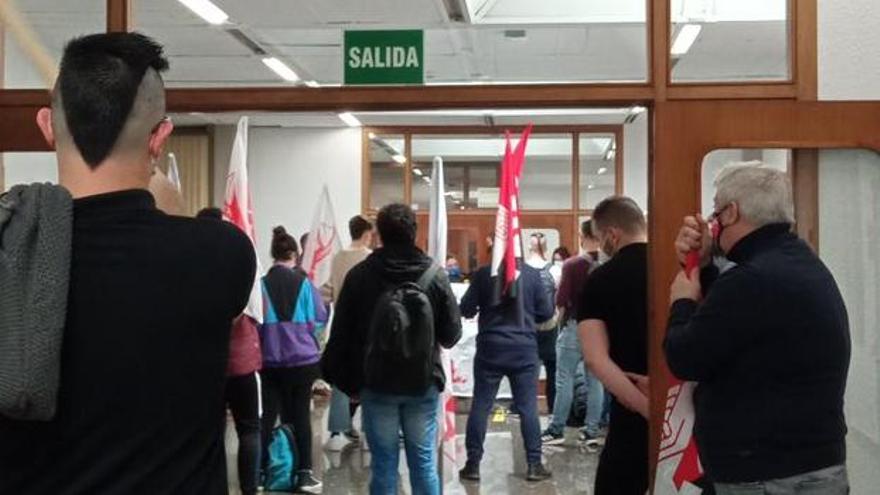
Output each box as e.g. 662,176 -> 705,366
344,30 -> 424,85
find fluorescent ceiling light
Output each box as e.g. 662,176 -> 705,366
597,167 -> 608,175
587,183 -> 596,190
338,112 -> 362,127
422,176 -> 432,184
392,154 -> 407,164
671,24 -> 702,56
413,168 -> 424,177
304,80 -> 320,88
262,57 -> 299,82
177,0 -> 229,25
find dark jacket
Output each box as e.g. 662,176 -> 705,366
460,263 -> 555,366
322,244 -> 462,397
665,224 -> 851,483
259,265 -> 328,369
0,184 -> 72,421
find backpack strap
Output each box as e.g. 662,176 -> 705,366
417,264 -> 442,292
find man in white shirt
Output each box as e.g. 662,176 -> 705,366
325,215 -> 374,451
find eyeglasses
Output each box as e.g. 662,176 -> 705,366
708,203 -> 732,223
151,116 -> 171,134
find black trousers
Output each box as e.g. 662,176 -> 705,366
542,358 -> 557,414
226,372 -> 261,495
595,404 -> 648,495
260,365 -> 319,473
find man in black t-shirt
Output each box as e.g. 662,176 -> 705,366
0,33 -> 256,494
577,197 -> 649,495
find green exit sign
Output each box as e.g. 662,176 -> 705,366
344,30 -> 424,85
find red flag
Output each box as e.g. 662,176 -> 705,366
491,125 -> 532,303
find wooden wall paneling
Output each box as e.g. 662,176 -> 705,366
106,0 -> 131,33
795,0 -> 819,101
0,106 -> 49,152
793,149 -> 819,251
652,0 -> 669,101
165,85 -> 654,113
649,99 -> 880,484
165,129 -> 211,216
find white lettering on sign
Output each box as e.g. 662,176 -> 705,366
348,47 -> 361,68
348,46 -> 420,69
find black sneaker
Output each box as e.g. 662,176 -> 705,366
526,463 -> 553,482
578,429 -> 606,452
541,429 -> 565,445
344,428 -> 360,442
459,461 -> 481,482
295,470 -> 323,494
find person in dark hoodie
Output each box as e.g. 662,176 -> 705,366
666,164 -> 850,494
322,203 -> 462,495
458,255 -> 556,483
259,227 -> 328,494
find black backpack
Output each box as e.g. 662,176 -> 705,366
364,265 -> 440,395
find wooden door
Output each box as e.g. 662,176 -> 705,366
649,100 -> 880,482
416,211 -> 577,273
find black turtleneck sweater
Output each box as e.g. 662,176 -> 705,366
0,190 -> 256,494
665,224 -> 851,483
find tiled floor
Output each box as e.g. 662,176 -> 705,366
226,398 -> 600,494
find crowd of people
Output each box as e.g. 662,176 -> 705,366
0,31 -> 853,495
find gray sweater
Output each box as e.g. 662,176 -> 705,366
0,184 -> 73,420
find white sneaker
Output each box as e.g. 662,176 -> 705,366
325,433 -> 349,452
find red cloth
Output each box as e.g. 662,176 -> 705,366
227,315 -> 262,376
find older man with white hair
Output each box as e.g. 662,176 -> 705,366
665,163 -> 851,495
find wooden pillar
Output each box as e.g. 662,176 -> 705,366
106,0 -> 132,33
793,149 -> 820,252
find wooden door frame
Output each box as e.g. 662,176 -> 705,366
649,99 -> 880,483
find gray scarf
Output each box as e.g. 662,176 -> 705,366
0,183 -> 73,420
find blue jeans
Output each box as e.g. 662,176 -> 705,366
714,464 -> 849,495
362,387 -> 439,495
547,320 -> 605,437
466,355 -> 543,465
328,386 -> 353,433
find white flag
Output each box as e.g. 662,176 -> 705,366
166,152 -> 182,193
428,156 -> 447,266
222,117 -> 263,324
301,185 -> 342,287
428,156 -> 457,485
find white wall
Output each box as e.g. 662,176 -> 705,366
624,113 -> 648,212
212,126 -> 362,269
819,0 -> 880,100
2,152 -> 57,191
819,149 -> 880,494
